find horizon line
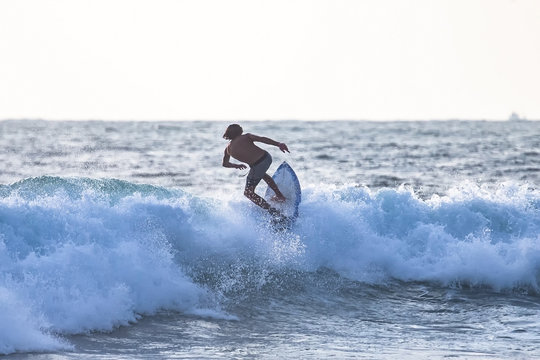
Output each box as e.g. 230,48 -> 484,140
1,117 -> 537,123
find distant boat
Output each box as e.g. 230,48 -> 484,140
508,112 -> 526,121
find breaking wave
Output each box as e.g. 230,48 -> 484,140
1,177 -> 539,354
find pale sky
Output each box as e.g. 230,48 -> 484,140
1,0 -> 539,121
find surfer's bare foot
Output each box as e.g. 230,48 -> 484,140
271,195 -> 286,203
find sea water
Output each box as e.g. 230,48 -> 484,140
0,120 -> 539,359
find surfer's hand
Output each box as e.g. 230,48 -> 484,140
279,143 -> 289,153
236,164 -> 247,170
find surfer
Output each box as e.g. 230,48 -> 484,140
222,124 -> 289,217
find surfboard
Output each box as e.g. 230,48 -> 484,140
264,161 -> 301,226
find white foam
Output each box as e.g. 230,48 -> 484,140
296,183 -> 540,289
0,181 -> 226,354
0,286 -> 71,354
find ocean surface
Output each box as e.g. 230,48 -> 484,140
1,120 -> 539,359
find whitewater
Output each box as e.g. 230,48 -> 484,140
1,120 -> 539,359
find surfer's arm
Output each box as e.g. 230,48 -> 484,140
247,134 -> 290,153
222,149 -> 247,170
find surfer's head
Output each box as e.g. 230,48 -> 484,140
223,124 -> 243,140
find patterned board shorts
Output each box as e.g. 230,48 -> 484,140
246,151 -> 272,188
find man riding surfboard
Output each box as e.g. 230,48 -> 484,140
222,124 -> 289,217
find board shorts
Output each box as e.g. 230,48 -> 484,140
246,151 -> 272,188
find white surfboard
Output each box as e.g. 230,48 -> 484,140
264,161 -> 301,222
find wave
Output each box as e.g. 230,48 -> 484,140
1,177 -> 539,354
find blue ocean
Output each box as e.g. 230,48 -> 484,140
1,120 -> 539,359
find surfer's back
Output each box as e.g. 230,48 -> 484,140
227,134 -> 267,165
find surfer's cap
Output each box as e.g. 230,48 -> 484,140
223,124 -> 243,140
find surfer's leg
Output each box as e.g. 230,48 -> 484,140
245,158 -> 283,216
262,174 -> 286,202
244,186 -> 282,216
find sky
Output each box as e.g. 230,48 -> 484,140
1,0 -> 539,121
